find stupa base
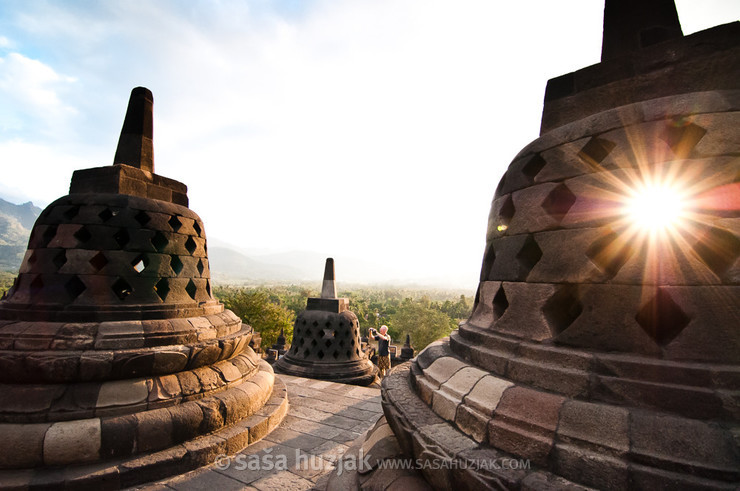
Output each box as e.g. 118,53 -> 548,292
274,356 -> 378,387
0,372 -> 288,490
380,340 -> 740,490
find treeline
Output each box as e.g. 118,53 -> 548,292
0,272 -> 15,297
214,285 -> 473,352
0,276 -> 474,353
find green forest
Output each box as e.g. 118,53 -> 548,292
215,285 -> 473,351
0,274 -> 473,352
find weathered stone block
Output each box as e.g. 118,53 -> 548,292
43,418 -> 101,465
464,375 -> 514,418
97,379 -> 148,408
423,357 -> 468,389
0,423 -> 51,467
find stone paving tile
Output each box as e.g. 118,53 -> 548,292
329,429 -> 364,446
137,375 -> 383,491
164,468 -> 251,491
311,440 -> 350,463
251,470 -> 314,491
263,427 -> 326,451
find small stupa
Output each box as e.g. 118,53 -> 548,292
274,258 -> 377,386
0,87 -> 287,489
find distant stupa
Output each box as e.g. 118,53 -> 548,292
274,258 -> 377,386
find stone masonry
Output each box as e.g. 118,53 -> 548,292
377,2 -> 740,489
0,87 -> 287,489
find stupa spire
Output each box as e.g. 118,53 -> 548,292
321,257 -> 337,299
113,86 -> 154,173
601,0 -> 683,60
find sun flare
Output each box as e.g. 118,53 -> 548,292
624,183 -> 687,230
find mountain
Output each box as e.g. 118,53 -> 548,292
0,197 -> 41,271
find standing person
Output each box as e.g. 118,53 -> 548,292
370,325 -> 391,379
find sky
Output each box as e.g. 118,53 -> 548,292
0,0 -> 738,289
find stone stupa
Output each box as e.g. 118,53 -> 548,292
0,87 -> 287,489
380,1 -> 740,489
274,258 -> 377,386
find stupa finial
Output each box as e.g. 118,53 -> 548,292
113,86 -> 154,173
601,0 -> 683,61
321,257 -> 337,299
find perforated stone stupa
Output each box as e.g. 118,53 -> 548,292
381,2 -> 740,489
0,87 -> 287,489
274,258 -> 377,386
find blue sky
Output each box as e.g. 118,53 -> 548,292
0,0 -> 738,288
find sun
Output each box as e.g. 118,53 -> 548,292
624,182 -> 687,231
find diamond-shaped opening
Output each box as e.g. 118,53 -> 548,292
350,339 -> 355,346
298,338 -> 305,346
206,280 -> 211,297
516,235 -> 543,278
692,227 -> 740,278
345,350 -> 351,358
333,351 -> 339,359
63,206 -> 80,220
197,258 -> 205,275
30,275 -> 44,297
134,211 -> 151,227
578,137 -> 616,167
312,321 -> 319,327
89,251 -> 108,271
495,174 -> 507,198
74,226 -> 92,245
27,251 -> 38,265
543,284 -> 583,336
355,348 -> 360,356
111,277 -> 133,301
193,221 -> 202,237
325,339 -> 332,348
493,285 -> 509,321
114,228 -> 130,248
541,183 -> 576,223
41,225 -> 58,247
131,254 -> 148,273
52,250 -> 67,271
170,255 -> 183,275
586,230 -> 635,279
169,215 -> 182,232
151,231 -> 169,253
325,321 -> 331,328
311,339 -> 317,348
99,208 -> 114,222
185,279 -> 197,300
65,276 -> 86,301
185,236 -> 197,254
661,121 -> 706,159
522,154 -> 546,183
303,348 -> 310,357
317,350 -> 324,359
339,339 -> 345,348
635,289 -> 691,346
480,242 -> 496,281
497,195 -> 515,232
154,278 -> 170,301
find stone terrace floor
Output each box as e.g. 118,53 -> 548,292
134,374 -> 383,491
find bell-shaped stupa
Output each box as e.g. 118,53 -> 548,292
274,258 -> 377,386
0,87 -> 287,489
381,2 -> 740,489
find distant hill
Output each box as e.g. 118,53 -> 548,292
0,197 -> 41,271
